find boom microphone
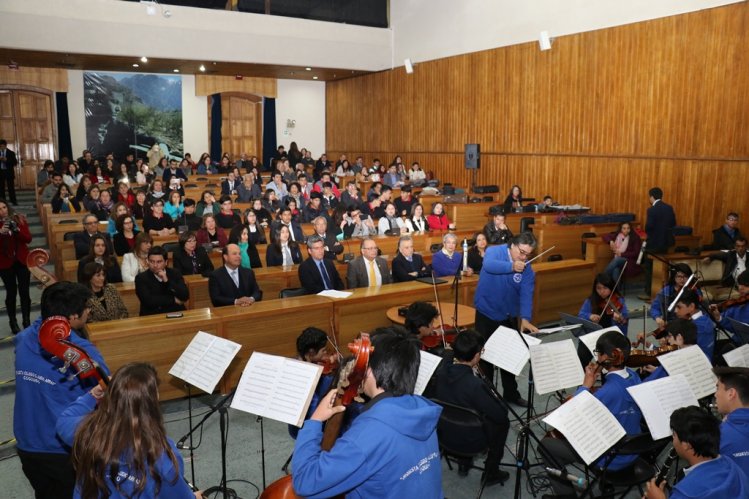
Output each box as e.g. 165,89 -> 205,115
545,467 -> 587,488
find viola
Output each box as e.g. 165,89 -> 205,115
626,345 -> 678,368
26,249 -> 57,288
38,316 -> 108,387
719,294 -> 749,311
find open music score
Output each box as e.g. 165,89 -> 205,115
577,326 -> 623,355
658,345 -> 717,400
481,326 -> 541,376
627,374 -> 698,440
414,350 -> 442,396
168,331 -> 242,394
231,352 -> 323,427
529,339 -> 584,395
543,390 -> 626,465
723,344 -> 749,368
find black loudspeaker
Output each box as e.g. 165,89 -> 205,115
465,144 -> 480,170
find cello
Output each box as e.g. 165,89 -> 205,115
27,248 -> 57,288
38,316 -> 108,387
260,333 -> 374,499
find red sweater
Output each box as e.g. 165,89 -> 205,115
0,217 -> 32,269
426,213 -> 451,231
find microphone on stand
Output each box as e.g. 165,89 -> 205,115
636,241 -> 647,265
545,467 -> 587,488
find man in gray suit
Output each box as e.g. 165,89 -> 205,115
347,237 -> 392,288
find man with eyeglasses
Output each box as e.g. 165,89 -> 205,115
298,235 -> 345,294
346,238 -> 392,289
473,232 -> 539,408
711,212 -> 742,250
73,213 -> 113,259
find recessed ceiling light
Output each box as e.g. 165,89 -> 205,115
312,76 -> 318,80
199,65 -> 206,72
140,56 -> 148,63
132,64 -> 139,68
173,69 -> 180,73
305,67 -> 312,71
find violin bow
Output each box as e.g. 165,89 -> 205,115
525,245 -> 556,265
601,261 -> 627,314
430,271 -> 448,349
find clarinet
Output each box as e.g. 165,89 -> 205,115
655,447 -> 678,486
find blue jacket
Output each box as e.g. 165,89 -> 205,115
574,368 -> 642,470
670,455 -> 749,498
650,285 -> 703,321
644,365 -> 668,382
474,244 -> 535,321
721,303 -> 749,344
57,393 -> 194,498
578,297 -> 629,335
14,318 -> 109,454
292,394 -> 443,499
431,250 -> 464,278
693,313 -> 715,361
721,407 -> 749,472
289,373 -> 335,440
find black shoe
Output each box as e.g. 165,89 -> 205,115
481,469 -> 509,487
22,314 -> 30,329
510,397 -> 529,408
9,317 -> 21,335
457,463 -> 470,477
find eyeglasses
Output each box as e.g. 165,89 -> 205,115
84,221 -> 98,225
515,246 -> 532,257
362,246 -> 378,251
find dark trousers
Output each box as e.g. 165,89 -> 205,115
0,169 -> 16,204
475,310 -> 522,402
641,246 -> 667,295
18,449 -> 76,499
538,436 -> 582,496
0,261 -> 31,326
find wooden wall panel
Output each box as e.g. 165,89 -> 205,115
0,67 -> 67,92
195,74 -> 277,97
325,3 -> 749,243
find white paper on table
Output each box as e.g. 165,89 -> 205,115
535,325 -> 581,336
658,345 -> 717,399
481,326 -> 542,376
578,326 -> 623,356
414,350 -> 442,396
168,331 -> 242,394
529,339 -> 585,395
723,344 -> 749,368
543,390 -> 626,465
626,374 -> 699,440
317,290 -> 353,299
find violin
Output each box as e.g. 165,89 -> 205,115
318,354 -> 340,375
27,249 -> 57,288
719,294 -> 749,311
38,316 -> 108,387
626,345 -> 678,368
420,326 -> 458,350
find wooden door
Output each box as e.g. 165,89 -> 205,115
214,92 -> 262,163
0,89 -> 55,189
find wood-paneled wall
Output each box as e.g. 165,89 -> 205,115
195,74 -> 277,97
325,3 -> 749,243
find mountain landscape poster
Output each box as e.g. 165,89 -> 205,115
83,71 -> 183,160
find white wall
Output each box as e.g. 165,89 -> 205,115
275,80 -> 327,158
391,0 -> 742,66
66,70 -> 85,158
181,75 -> 209,159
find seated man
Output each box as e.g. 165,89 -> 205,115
270,206 -> 304,242
641,319 -> 698,381
142,198 -> 176,237
711,212 -> 742,250
73,213 -> 113,259
208,243 -> 262,307
432,329 -> 510,486
394,185 -> 415,217
392,235 -> 430,282
298,235 -> 345,293
220,171 -> 239,195
644,406 -> 749,499
340,181 -> 362,210
703,237 -> 747,288
320,182 -> 339,211
307,216 -> 342,260
712,367 -> 749,471
346,237 -> 392,288
340,207 -> 376,239
40,171 -> 63,203
539,330 -> 643,499
134,246 -> 189,316
292,327 -> 444,498
302,192 -> 327,224
673,289 -> 716,361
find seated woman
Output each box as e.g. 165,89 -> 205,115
196,213 -> 228,250
283,182 -> 306,211
432,233 -> 474,278
116,181 -> 135,209
602,222 -> 642,281
63,162 -> 82,188
112,214 -> 140,256
577,273 -> 629,365
502,184 -> 523,214
163,190 -> 184,221
147,179 -> 167,206
377,202 -> 407,235
250,198 -> 273,227
135,162 -> 154,185
467,232 -> 488,273
173,230 -> 214,276
77,234 -> 123,284
113,162 -> 132,185
107,202 -> 139,236
80,261 -> 129,322
266,225 -> 303,267
82,185 -> 101,216
409,162 -> 426,186
88,164 -> 110,185
196,190 -> 219,217
51,184 -> 81,213
90,188 -> 115,222
56,363 -> 200,498
228,224 -> 262,269
131,189 -> 149,220
406,203 -> 428,233
262,189 -> 281,216
426,202 -> 453,231
74,176 -> 93,205
121,232 -> 153,282
215,195 -> 242,230
242,209 -> 268,247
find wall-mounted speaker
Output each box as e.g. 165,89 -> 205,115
465,143 -> 480,170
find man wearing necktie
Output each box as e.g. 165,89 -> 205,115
298,235 -> 344,294
392,236 -> 430,282
0,140 -> 18,205
346,238 -> 392,289
208,243 -> 262,307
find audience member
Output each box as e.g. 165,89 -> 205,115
392,235 -> 430,282
426,202 -> 453,231
432,233 -> 473,278
172,230 -> 214,276
299,235 -> 344,293
77,234 -> 122,284
267,225 -> 303,267
135,246 -> 189,316
80,261 -> 129,322
712,212 -> 742,250
309,216 -> 343,260
347,238 -> 392,288
228,224 -> 262,269
208,244 -> 262,307
121,232 -> 153,282
143,198 -> 176,237
73,214 -> 113,259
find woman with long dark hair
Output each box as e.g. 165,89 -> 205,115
77,234 -> 122,284
0,199 -> 31,333
51,184 -> 81,213
173,230 -> 214,276
578,272 -> 629,333
80,262 -> 129,323
266,225 -> 302,267
229,224 -> 262,269
57,362 -> 200,498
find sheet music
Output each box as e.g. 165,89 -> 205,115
168,331 -> 242,394
723,344 -> 749,368
627,374 -> 699,440
481,326 -> 541,376
414,350 -> 442,396
529,339 -> 585,395
543,390 -> 626,465
231,352 -> 323,427
317,290 -> 352,299
535,325 -> 581,336
658,345 -> 717,399
577,326 -> 624,355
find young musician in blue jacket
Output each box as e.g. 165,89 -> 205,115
14,281 -> 110,499
650,263 -> 700,328
644,406 -> 749,499
292,327 -> 444,499
713,367 -> 749,472
673,289 -> 716,362
641,319 -> 698,382
709,270 -> 749,342
56,362 -> 199,498
578,273 -> 629,334
539,331 -> 643,498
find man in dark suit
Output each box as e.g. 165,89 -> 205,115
270,207 -> 305,242
392,235 -> 431,282
299,235 -> 344,294
308,216 -> 343,260
642,187 -> 677,297
712,212 -> 742,250
209,244 -> 262,307
347,238 -> 392,288
703,236 -> 747,287
135,246 -> 190,316
0,139 -> 18,205
220,171 -> 239,196
73,213 -> 114,259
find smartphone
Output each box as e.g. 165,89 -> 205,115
166,312 -> 184,319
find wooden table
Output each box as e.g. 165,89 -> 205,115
386,302 -> 476,328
